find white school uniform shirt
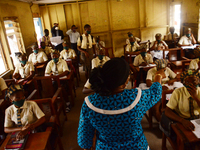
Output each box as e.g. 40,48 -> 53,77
164,33 -> 178,41
133,54 -> 153,67
167,87 -> 200,118
126,37 -> 140,45
146,67 -> 176,83
92,56 -> 110,69
178,35 -> 192,45
96,41 -> 105,49
66,29 -> 80,44
45,58 -> 69,75
189,58 -> 199,70
4,101 -> 45,127
28,51 -> 48,64
126,42 -> 140,52
14,62 -> 35,79
60,49 -> 77,60
39,47 -> 52,56
41,35 -> 51,46
0,78 -> 7,96
77,34 -> 96,49
150,41 -> 168,59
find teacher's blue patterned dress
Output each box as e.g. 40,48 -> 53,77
78,82 -> 162,150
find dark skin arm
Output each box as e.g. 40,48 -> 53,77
82,87 -> 94,94
150,41 -> 158,51
77,46 -> 89,58
125,50 -> 140,55
165,107 -> 195,131
17,71 -> 35,84
146,69 -> 166,87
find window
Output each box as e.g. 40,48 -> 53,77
3,17 -> 25,67
33,18 -> 43,41
170,4 -> 181,36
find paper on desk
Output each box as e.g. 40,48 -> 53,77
139,64 -> 156,68
181,44 -> 199,50
191,119 -> 200,138
50,36 -> 63,46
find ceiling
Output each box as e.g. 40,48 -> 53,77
16,0 -> 86,4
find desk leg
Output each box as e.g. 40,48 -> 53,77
162,133 -> 167,150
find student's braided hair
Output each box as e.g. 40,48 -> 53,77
89,58 -> 130,96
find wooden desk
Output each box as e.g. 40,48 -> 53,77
0,131 -> 51,150
171,123 -> 200,150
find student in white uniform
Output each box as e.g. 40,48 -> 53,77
164,27 -> 179,41
45,50 -> 69,76
0,78 -> 8,99
82,49 -> 110,94
146,59 -> 177,87
39,42 -> 52,58
60,42 -> 77,60
4,84 -> 45,140
28,44 -> 48,66
150,33 -> 169,60
66,25 -> 80,62
178,28 -> 197,59
13,53 -> 35,85
126,32 -> 140,45
77,24 -> 96,79
189,49 -> 200,70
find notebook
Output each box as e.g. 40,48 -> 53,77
5,132 -> 29,150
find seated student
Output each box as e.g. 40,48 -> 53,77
164,26 -> 179,41
41,29 -> 52,47
146,59 -> 177,87
13,53 -> 35,85
39,42 -> 52,58
4,84 -> 45,140
178,28 -> 197,59
133,44 -> 153,86
45,50 -> 69,76
60,42 -> 77,60
82,49 -> 110,94
28,44 -> 48,66
189,49 -> 200,70
165,69 -> 200,131
96,36 -> 105,50
126,32 -> 140,45
0,78 -> 8,99
150,33 -> 169,60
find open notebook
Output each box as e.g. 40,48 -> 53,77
191,119 -> 200,138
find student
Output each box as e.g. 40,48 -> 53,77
0,78 -> 8,99
96,36 -> 105,49
45,50 -> 69,76
126,32 -> 140,45
66,25 -> 80,62
125,36 -> 140,55
51,23 -> 59,37
77,24 -> 96,79
28,44 -> 48,66
189,49 -> 200,70
164,27 -> 179,41
4,84 -> 45,140
60,42 -> 77,60
165,69 -> 200,131
150,33 -> 169,60
146,59 -> 177,87
39,42 -> 52,58
41,29 -> 51,47
178,28 -> 196,47
82,49 -> 110,94
133,44 -> 153,86
13,53 -> 34,85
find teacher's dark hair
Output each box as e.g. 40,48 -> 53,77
89,58 -> 130,96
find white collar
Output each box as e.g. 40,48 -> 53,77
85,88 -> 141,115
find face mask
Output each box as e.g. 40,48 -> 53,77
53,58 -> 59,63
41,46 -> 46,49
86,31 -> 91,34
141,52 -> 147,57
64,46 -> 69,50
55,27 -> 59,30
20,60 -> 27,65
130,42 -> 135,46
157,39 -> 161,43
13,99 -> 25,108
73,29 -> 76,32
45,33 -> 49,36
96,39 -> 99,43
128,34 -> 133,37
34,50 -> 38,54
186,34 -> 191,37
98,55 -> 104,60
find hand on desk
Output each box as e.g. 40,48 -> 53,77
167,79 -> 175,85
140,62 -> 148,66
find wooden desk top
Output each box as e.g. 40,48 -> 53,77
171,123 -> 200,143
36,64 -> 46,69
0,131 -> 51,150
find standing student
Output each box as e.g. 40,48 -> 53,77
150,33 -> 169,60
41,29 -> 51,47
66,25 -> 80,62
77,24 -> 96,79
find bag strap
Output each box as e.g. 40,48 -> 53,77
85,88 -> 142,115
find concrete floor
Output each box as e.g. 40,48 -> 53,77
61,67 -> 173,150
